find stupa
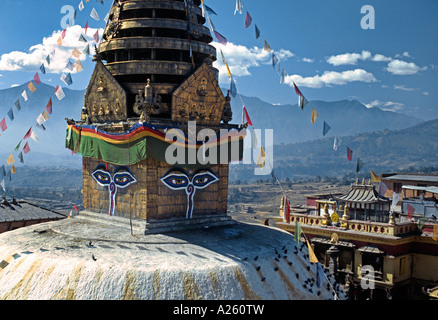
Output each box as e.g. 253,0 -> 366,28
0,0 -> 344,300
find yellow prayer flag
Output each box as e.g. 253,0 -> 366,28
370,170 -> 381,182
256,146 -> 266,168
72,48 -> 82,58
433,225 -> 438,241
311,108 -> 319,125
6,153 -> 15,165
28,81 -> 36,93
307,240 -> 319,263
57,36 -> 62,47
74,59 -> 84,72
11,165 -> 16,174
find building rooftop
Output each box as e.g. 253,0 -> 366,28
382,174 -> 438,184
0,198 -> 66,224
335,184 -> 390,204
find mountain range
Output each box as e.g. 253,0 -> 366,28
0,82 -> 435,180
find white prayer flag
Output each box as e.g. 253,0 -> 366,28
0,179 -> 5,192
21,90 -> 28,101
31,131 -> 40,143
234,0 -> 244,15
79,1 -> 84,11
55,86 -> 65,100
90,8 -> 100,21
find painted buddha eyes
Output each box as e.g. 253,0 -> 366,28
192,173 -> 218,188
161,174 -> 189,190
113,172 -> 136,187
92,165 -> 137,188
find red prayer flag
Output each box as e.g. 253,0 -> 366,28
293,82 -> 303,97
407,203 -> 415,219
283,198 -> 291,223
62,28 -> 67,39
244,12 -> 253,28
243,106 -> 253,126
73,205 -> 79,211
346,146 -> 353,161
23,127 -> 32,140
46,98 -> 53,115
214,30 -> 227,46
34,72 -> 41,85
23,142 -> 31,154
0,118 -> 7,132
85,20 -> 89,34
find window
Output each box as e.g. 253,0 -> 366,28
399,257 -> 406,275
394,183 -> 402,193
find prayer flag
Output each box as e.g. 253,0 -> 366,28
316,263 -> 323,288
255,24 -> 261,39
18,152 -> 24,164
379,181 -> 389,197
356,158 -> 365,173
0,180 -> 4,193
10,165 -> 16,175
57,36 -> 62,47
37,109 -> 50,125
293,82 -> 309,110
46,55 -> 50,65
22,90 -> 28,101
323,121 -> 331,137
34,72 -> 41,85
433,225 -> 438,241
333,136 -> 342,151
370,170 -> 381,182
283,197 -> 291,223
244,12 -> 252,28
280,69 -> 287,84
36,123 -> 46,131
84,44 -> 90,55
392,192 -> 401,207
0,165 -> 5,178
23,127 -> 32,140
406,203 -> 415,219
263,39 -> 271,52
28,81 -> 36,93
220,50 -> 232,78
214,30 -> 227,45
79,34 -> 87,43
55,86 -> 65,100
65,60 -> 75,71
7,109 -> 14,122
256,146 -> 266,168
243,106 -> 252,126
294,220 -> 302,243
85,20 -> 89,34
234,0 -> 244,15
90,8 -> 100,21
14,140 -> 22,152
346,146 -> 353,161
6,170 -> 11,182
23,142 -> 31,154
61,72 -> 73,86
40,64 -> 46,74
14,99 -> 21,111
46,98 -> 52,115
307,240 -> 318,263
272,53 -> 279,69
311,108 -> 318,125
230,77 -> 237,97
31,131 -> 39,143
6,154 -> 15,165
252,127 -> 258,150
204,4 -> 217,15
94,30 -> 100,43
62,28 -> 67,39
207,17 -> 215,32
72,48 -> 82,58
79,1 -> 84,11
0,118 -> 7,132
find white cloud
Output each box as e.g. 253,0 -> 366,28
284,69 -> 377,89
327,50 -> 371,66
212,41 -> 294,84
393,84 -> 416,91
302,58 -> 314,63
422,91 -> 430,96
386,59 -> 426,75
0,25 -> 102,74
371,54 -> 393,62
365,99 -> 404,112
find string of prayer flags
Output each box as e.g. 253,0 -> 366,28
323,121 -> 331,137
234,0 -> 244,15
6,154 -> 15,165
356,158 -> 365,173
263,39 -> 271,52
90,7 -> 100,21
311,108 -> 318,125
214,30 -> 227,45
28,81 -> 36,93
244,12 -> 252,28
256,146 -> 266,168
22,90 -> 28,101
34,73 -> 41,85
0,118 -> 7,132
243,106 -> 252,126
255,24 -> 261,39
46,98 -> 53,115
23,142 -> 31,154
55,85 -> 65,100
7,109 -> 14,122
370,170 -> 381,182
346,146 -> 353,161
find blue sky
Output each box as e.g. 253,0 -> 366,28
0,0 -> 436,120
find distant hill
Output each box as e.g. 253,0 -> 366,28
229,119 -> 438,182
229,96 -> 424,145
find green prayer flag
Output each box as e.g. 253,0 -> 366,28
14,140 -> 22,152
294,220 -> 302,243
